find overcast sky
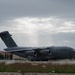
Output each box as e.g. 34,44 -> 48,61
0,0 -> 75,50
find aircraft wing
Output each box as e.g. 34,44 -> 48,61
4,48 -> 28,52
4,47 -> 46,53
4,47 -> 32,52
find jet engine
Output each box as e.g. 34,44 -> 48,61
40,50 -> 51,55
25,51 -> 37,56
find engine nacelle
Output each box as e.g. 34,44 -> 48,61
40,50 -> 51,55
25,51 -> 37,56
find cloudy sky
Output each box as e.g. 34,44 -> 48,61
0,0 -> 75,50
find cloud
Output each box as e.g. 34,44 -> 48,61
0,16 -> 75,49
0,0 -> 75,20
0,0 -> 75,50
4,16 -> 75,34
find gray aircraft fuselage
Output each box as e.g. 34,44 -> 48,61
0,31 -> 75,61
4,46 -> 75,61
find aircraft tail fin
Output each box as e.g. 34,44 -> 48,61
0,31 -> 17,48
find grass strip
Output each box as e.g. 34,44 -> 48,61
0,62 -> 75,73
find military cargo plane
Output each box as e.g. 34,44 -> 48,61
0,31 -> 75,61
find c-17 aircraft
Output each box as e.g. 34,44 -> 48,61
0,31 -> 75,61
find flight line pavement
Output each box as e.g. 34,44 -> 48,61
0,73 -> 75,75
0,59 -> 75,64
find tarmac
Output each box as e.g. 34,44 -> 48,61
0,73 -> 75,75
0,59 -> 75,64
